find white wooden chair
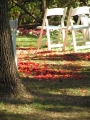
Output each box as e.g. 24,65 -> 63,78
62,6 -> 90,52
9,19 -> 18,66
80,15 -> 90,41
37,7 -> 67,50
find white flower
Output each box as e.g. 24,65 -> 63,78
29,31 -> 33,35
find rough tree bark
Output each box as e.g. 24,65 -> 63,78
0,0 -> 26,96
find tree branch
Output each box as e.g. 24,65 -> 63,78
13,1 -> 41,23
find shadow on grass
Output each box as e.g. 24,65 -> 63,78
0,77 -> 90,120
31,51 -> 90,61
0,111 -> 53,120
22,77 -> 90,108
0,110 -> 90,120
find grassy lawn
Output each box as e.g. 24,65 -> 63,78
0,34 -> 90,120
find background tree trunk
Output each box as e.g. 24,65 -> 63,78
39,0 -> 46,23
41,0 -> 46,15
0,0 -> 25,96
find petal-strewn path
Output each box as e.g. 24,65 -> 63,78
17,48 -> 90,81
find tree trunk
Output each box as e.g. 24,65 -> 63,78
41,0 -> 46,18
0,0 -> 26,96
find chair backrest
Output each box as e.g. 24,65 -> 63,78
71,6 -> 90,16
45,7 -> 67,27
46,8 -> 67,16
9,19 -> 18,30
66,6 -> 90,28
69,6 -> 90,24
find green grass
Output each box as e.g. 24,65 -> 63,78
0,34 -> 90,120
0,79 -> 90,120
16,36 -> 38,48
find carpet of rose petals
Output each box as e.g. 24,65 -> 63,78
17,47 -> 90,81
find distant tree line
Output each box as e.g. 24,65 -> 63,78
8,0 -> 90,28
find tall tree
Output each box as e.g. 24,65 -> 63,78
0,0 -> 26,96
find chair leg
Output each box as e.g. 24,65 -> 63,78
72,30 -> 77,52
37,12 -> 46,49
57,29 -> 65,44
62,29 -> 68,51
62,29 -> 65,42
47,29 -> 51,50
88,28 -> 90,41
37,30 -> 43,49
83,29 -> 88,44
47,38 -> 51,50
56,29 -> 62,43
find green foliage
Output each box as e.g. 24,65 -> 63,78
8,0 -> 90,26
9,6 -> 21,19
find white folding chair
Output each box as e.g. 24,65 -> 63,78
37,7 -> 67,50
62,6 -> 90,52
9,19 -> 18,66
80,14 -> 90,41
